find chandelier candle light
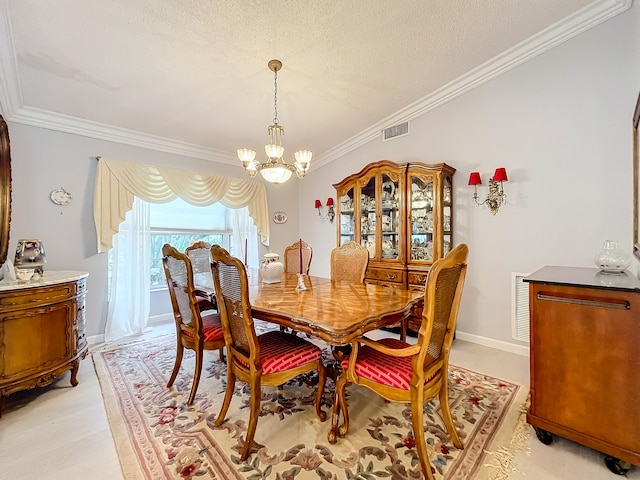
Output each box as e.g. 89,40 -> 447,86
238,60 -> 312,185
468,168 -> 508,215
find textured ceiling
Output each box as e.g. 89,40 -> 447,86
0,0 -> 631,168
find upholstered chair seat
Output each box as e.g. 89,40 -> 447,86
340,337 -> 437,390
181,312 -> 224,342
238,330 -> 323,374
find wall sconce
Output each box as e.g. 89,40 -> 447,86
315,198 -> 335,223
468,168 -> 508,215
14,239 -> 47,275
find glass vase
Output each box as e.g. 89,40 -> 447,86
594,240 -> 631,273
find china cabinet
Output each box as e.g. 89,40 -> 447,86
333,160 -> 455,290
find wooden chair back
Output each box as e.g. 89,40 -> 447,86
209,244 -> 260,369
185,241 -> 214,292
283,240 -> 313,274
162,244 -> 201,335
330,241 -> 369,283
415,243 -> 468,373
185,241 -> 216,310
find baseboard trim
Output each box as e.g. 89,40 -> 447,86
88,333 -> 105,345
88,315 -> 174,345
455,331 -> 529,357
148,313 -> 173,325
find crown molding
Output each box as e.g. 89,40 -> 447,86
312,0 -> 633,169
10,105 -> 237,163
0,0 -> 632,166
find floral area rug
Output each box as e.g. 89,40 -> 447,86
92,333 -> 528,480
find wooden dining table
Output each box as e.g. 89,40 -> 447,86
246,271 -> 424,442
248,272 -> 423,348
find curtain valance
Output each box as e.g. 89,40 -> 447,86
93,156 -> 270,252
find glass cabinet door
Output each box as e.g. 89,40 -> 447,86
442,174 -> 453,257
360,175 -> 376,258
409,174 -> 435,262
338,187 -> 355,246
380,173 -> 400,260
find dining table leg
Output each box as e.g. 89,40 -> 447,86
327,344 -> 352,443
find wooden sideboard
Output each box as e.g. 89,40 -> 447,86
0,271 -> 88,417
524,266 -> 640,473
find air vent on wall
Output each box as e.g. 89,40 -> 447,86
512,272 -> 530,342
382,121 -> 409,141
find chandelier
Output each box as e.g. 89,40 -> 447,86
238,59 -> 312,185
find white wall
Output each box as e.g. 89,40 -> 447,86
6,3 -> 639,350
299,3 -> 640,352
7,124 -> 299,338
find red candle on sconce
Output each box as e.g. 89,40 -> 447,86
298,238 -> 303,274
326,198 -> 334,207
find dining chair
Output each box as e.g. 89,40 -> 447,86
162,244 -> 225,405
330,243 -> 469,480
210,244 -> 327,461
330,241 -> 369,283
283,239 -> 313,274
185,241 -> 217,312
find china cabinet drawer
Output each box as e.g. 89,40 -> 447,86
365,267 -> 405,285
408,271 -> 429,287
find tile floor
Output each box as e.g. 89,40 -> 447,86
0,322 -> 636,480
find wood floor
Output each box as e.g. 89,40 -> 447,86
0,322 -> 636,480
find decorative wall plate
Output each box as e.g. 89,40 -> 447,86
272,211 -> 287,224
50,187 -> 72,205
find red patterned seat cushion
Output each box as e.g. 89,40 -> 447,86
252,331 -> 322,375
341,337 -> 436,390
183,312 -> 224,342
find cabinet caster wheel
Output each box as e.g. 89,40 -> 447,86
604,456 -> 630,476
533,427 -> 553,445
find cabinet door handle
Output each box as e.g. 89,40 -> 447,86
386,273 -> 397,280
416,275 -> 427,283
537,293 -> 630,310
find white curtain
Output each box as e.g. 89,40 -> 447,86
233,208 -> 260,268
93,156 -> 270,252
104,197 -> 151,342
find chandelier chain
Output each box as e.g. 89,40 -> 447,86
273,69 -> 279,125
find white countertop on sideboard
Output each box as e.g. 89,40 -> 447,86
0,270 -> 89,292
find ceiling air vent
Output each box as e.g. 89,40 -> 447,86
382,121 -> 409,141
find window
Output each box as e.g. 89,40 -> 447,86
149,199 -> 233,289
108,198 -> 235,290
